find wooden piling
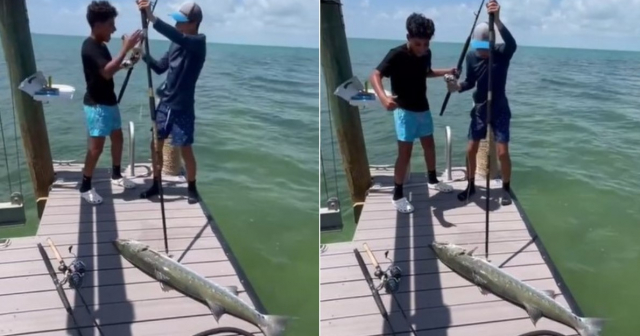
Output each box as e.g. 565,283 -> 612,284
320,0 -> 371,222
0,0 -> 55,218
475,131 -> 499,179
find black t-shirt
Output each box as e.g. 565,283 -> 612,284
81,37 -> 117,106
376,44 -> 432,112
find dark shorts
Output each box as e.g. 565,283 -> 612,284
467,98 -> 511,143
151,101 -> 195,146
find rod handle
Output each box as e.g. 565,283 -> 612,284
46,238 -> 63,264
363,243 -> 379,268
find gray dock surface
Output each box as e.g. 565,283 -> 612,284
321,167 -> 581,336
0,163 -> 263,336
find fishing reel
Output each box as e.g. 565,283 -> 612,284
374,251 -> 403,294
58,245 -> 87,289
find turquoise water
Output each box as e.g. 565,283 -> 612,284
321,38 -> 640,335
0,34 -> 319,335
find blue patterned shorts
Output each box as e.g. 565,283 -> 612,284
83,104 -> 122,137
153,102 -> 195,146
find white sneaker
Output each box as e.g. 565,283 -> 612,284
428,181 -> 453,193
392,197 -> 414,213
111,176 -> 136,189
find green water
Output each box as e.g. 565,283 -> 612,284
321,38 -> 640,335
0,34 -> 319,335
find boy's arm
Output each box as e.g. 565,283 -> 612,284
370,49 -> 395,102
496,19 -> 517,58
148,15 -> 202,52
425,50 -> 455,78
427,68 -> 455,78
142,51 -> 170,75
457,53 -> 477,93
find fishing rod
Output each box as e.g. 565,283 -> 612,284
46,238 -> 105,335
484,10 -> 495,259
37,243 -> 84,336
117,0 -> 159,104
439,0 -> 486,116
354,248 -> 397,335
140,3 -> 170,255
363,244 -> 417,336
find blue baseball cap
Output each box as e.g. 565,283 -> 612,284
169,2 -> 203,24
471,22 -> 490,50
471,40 -> 490,50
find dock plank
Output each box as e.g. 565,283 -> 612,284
0,294 -> 260,335
0,163 -> 264,336
320,168 -> 579,335
321,240 -> 539,269
0,236 -> 221,264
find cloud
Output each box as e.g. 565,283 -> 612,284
26,0 -> 318,48
342,0 -> 640,51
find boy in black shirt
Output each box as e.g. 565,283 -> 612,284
370,13 -> 456,214
80,1 -> 142,204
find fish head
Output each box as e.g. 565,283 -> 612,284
429,241 -> 468,260
113,239 -> 150,256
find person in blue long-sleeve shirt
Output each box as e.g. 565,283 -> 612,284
447,0 -> 516,206
137,0 -> 206,204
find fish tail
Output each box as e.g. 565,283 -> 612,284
577,317 -> 606,336
261,315 -> 291,336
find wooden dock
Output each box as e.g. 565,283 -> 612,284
0,163 -> 264,336
321,167 -> 583,336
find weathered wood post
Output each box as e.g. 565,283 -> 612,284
320,0 -> 371,222
0,0 -> 55,217
475,132 -> 499,179
162,139 -> 183,176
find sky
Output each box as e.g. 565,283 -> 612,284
26,0 -> 319,49
342,0 -> 640,51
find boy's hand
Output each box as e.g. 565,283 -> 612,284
449,68 -> 459,77
381,95 -> 398,111
487,0 -> 500,20
123,30 -> 143,52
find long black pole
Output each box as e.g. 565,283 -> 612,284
140,7 -> 169,255
485,11 -> 495,259
439,0 -> 486,116
354,248 -> 396,335
117,0 -> 158,104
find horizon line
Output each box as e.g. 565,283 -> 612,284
346,36 -> 640,53
30,31 -> 319,50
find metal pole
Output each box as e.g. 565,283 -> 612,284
140,8 -> 169,255
485,11 -> 495,259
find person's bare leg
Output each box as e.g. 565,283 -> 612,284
181,145 -> 196,182
496,142 -> 512,205
110,128 -> 123,177
181,145 -> 199,203
458,140 -> 480,202
496,142 -> 511,184
140,138 -> 165,198
419,135 -> 439,184
80,136 -> 105,192
393,141 -> 413,200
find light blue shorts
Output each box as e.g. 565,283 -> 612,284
83,104 -> 122,137
393,108 -> 434,142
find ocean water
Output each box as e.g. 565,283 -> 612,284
0,34 -> 319,335
321,38 -> 640,335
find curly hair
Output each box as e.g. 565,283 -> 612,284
406,13 -> 435,39
86,1 -> 118,27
